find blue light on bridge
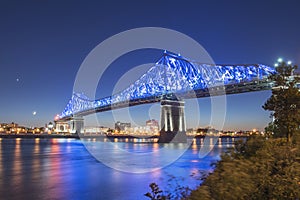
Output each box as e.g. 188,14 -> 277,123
58,51 -> 276,119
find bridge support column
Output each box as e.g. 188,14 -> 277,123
70,116 -> 84,135
158,100 -> 187,143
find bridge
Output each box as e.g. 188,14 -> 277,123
56,51 -> 276,142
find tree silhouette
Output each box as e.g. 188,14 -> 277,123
263,61 -> 300,142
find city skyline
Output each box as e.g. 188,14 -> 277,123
1,1 -> 300,131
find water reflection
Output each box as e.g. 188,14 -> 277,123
0,138 -> 237,200
218,138 -> 222,148
192,139 -> 198,154
0,139 -> 2,189
226,138 -> 230,148
12,138 -> 22,188
32,140 -> 41,181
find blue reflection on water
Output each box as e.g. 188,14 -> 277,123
0,138 -> 234,200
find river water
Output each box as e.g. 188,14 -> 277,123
0,137 -> 235,200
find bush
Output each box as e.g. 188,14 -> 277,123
188,136 -> 300,199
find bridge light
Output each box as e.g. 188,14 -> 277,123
54,114 -> 59,121
277,58 -> 283,63
287,61 -> 292,65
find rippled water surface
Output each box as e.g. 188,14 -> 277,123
0,138 -> 235,200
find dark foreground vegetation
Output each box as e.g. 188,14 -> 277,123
189,58 -> 300,199
145,136 -> 300,200
188,136 -> 300,199
146,60 -> 300,199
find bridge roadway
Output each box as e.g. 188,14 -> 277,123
56,51 -> 278,142
59,79 -> 272,122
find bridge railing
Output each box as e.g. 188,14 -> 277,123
58,52 -> 276,120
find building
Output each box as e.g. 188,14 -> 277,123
115,121 -> 131,132
122,119 -> 159,136
0,122 -> 30,134
84,126 -> 109,135
146,119 -> 159,135
55,121 -> 70,134
47,122 -> 54,130
146,119 -> 159,128
0,123 -> 7,133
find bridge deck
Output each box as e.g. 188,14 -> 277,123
57,51 -> 276,121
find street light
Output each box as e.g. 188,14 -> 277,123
274,63 -> 279,67
287,61 -> 292,65
277,58 -> 283,63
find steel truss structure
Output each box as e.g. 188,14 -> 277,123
58,51 -> 276,120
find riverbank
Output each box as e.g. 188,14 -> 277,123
0,134 -> 80,139
0,134 -> 247,140
0,134 -> 141,139
188,136 -> 300,199
0,134 -> 247,141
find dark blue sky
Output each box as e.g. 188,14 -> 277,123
1,0 -> 300,130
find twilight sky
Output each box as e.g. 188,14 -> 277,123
0,0 -> 300,130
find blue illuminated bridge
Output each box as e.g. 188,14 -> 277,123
57,51 -> 276,142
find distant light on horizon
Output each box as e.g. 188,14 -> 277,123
274,63 -> 279,67
287,61 -> 292,65
277,58 -> 283,63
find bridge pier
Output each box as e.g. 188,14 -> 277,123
70,116 -> 84,135
158,99 -> 187,143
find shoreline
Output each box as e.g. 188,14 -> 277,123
0,134 -> 247,139
0,134 -> 80,139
